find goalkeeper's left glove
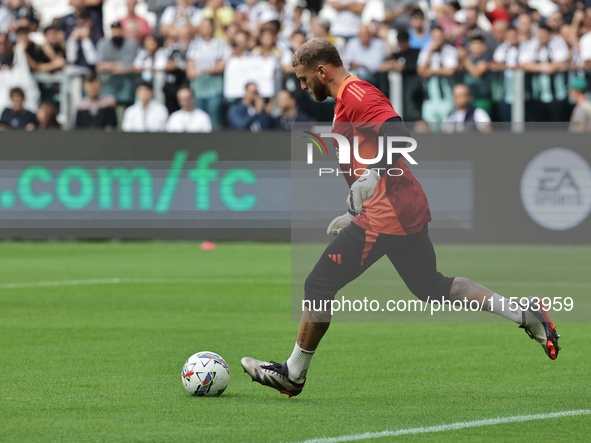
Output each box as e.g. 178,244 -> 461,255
346,169 -> 380,215
327,212 -> 355,235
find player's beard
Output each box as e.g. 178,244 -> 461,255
309,76 -> 329,102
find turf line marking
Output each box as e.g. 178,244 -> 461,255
0,278 -> 291,289
297,409 -> 591,443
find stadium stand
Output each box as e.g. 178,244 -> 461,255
0,0 -> 590,131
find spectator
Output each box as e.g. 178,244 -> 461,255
166,86 -> 212,132
0,87 -> 37,130
460,35 -> 492,115
457,6 -> 498,55
236,0 -> 271,34
96,21 -> 140,105
186,17 -> 230,129
23,26 -> 67,73
490,19 -> 509,44
327,0 -> 366,41
480,0 -> 510,25
0,4 -> 11,34
227,81 -> 271,131
567,10 -> 585,57
516,13 -> 533,43
271,89 -> 312,129
36,102 -> 60,129
408,8 -> 431,50
558,0 -> 575,25
132,34 -> 168,82
159,0 -> 203,37
519,24 -> 570,121
223,29 -> 256,100
442,84 -> 491,133
161,26 -> 191,113
378,29 -> 422,121
122,81 -> 169,131
59,0 -> 102,42
22,25 -> 67,104
65,11 -> 98,74
432,0 -> 463,43
345,24 -> 387,85
6,0 -> 39,32
559,20 -> 580,68
491,26 -> 521,122
383,0 -> 417,32
579,24 -> 591,70
120,0 -> 153,40
310,16 -> 345,54
252,26 -> 282,62
417,26 -> 458,124
96,21 -> 139,75
75,72 -> 118,130
546,11 -> 564,33
0,33 -> 14,68
281,29 -> 306,75
568,77 -> 591,131
253,6 -> 280,36
147,0 -> 175,36
202,0 -> 236,41
0,36 -> 39,111
250,26 -> 283,97
279,1 -> 310,42
123,19 -> 143,45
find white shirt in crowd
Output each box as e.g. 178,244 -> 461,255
442,107 -> 491,133
166,108 -> 212,133
493,41 -> 521,68
186,37 -> 231,71
236,1 -> 273,30
160,5 -> 203,29
579,30 -> 591,63
418,43 -> 459,70
0,6 -> 11,34
518,35 -> 569,64
329,0 -> 366,38
122,99 -> 169,132
133,48 -> 169,71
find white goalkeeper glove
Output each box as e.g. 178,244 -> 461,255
327,212 -> 355,236
346,169 -> 379,215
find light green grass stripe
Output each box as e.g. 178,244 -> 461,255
298,409 -> 591,442
1,278 -> 591,289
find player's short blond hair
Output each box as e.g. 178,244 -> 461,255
292,38 -> 343,69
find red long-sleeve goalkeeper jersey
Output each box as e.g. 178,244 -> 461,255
333,76 -> 431,235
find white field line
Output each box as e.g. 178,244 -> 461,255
0,278 -> 290,289
1,278 -> 591,290
296,409 -> 591,443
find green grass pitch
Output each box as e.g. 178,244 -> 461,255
0,242 -> 590,442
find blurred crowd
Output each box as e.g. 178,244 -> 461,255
2,0 -> 591,132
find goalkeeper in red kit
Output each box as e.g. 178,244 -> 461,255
241,39 -> 560,397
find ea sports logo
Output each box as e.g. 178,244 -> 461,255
521,148 -> 591,231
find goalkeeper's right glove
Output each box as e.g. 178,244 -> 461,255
326,212 -> 355,236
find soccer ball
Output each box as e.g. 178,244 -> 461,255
181,351 -> 230,397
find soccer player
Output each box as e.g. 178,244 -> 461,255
241,39 -> 560,397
